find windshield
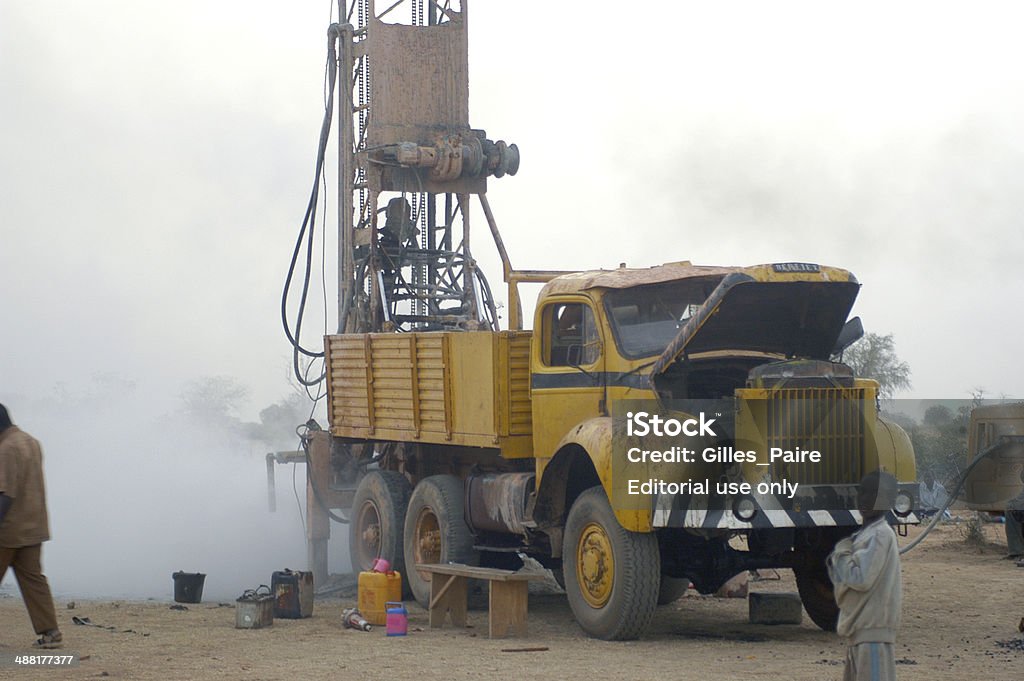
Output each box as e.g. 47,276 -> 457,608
604,277 -> 724,358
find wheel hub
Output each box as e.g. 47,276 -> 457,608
354,501 -> 382,568
419,529 -> 441,556
414,508 -> 443,572
577,522 -> 614,608
361,524 -> 380,545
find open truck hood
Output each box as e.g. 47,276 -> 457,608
650,268 -> 860,376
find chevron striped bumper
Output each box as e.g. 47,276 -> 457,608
652,484 -> 920,529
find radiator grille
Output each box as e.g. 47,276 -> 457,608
765,388 -> 866,484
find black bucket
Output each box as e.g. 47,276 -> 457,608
172,571 -> 206,603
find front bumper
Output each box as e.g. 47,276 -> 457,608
651,483 -> 920,529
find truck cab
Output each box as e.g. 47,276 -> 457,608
530,261 -> 915,519
526,261 -> 918,638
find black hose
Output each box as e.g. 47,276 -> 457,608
281,24 -> 341,386
900,436 -> 1024,554
299,425 -> 351,525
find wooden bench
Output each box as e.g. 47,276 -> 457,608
415,563 -> 545,638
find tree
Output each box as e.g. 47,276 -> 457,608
923,404 -> 953,428
842,332 -> 911,399
908,406 -> 969,485
180,375 -> 249,427
244,393 -> 309,450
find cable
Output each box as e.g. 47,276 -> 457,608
320,3 -> 333,345
281,24 -> 341,387
292,460 -> 306,536
475,267 -> 499,330
337,253 -> 370,338
306,29 -> 331,401
297,422 -> 351,525
302,356 -> 327,404
900,435 -> 1024,554
281,27 -> 335,357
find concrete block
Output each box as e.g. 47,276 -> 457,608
748,591 -> 803,625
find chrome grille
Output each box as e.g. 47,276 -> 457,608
765,388 -> 866,484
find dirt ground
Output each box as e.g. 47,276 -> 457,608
2,522 -> 1022,681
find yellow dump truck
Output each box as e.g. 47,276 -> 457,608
311,260 -> 919,640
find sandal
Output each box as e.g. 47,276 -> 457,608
33,630 -> 63,649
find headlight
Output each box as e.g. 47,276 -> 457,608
893,492 -> 913,517
733,495 -> 758,522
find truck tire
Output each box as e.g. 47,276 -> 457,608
404,475 -> 479,607
657,577 -> 689,605
551,567 -> 566,591
795,566 -> 839,631
350,470 -> 412,592
562,486 -> 659,640
793,526 -> 851,631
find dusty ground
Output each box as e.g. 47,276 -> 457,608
2,522 -> 1022,681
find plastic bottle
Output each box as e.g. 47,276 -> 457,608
385,601 -> 408,636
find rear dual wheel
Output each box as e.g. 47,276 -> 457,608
351,472 -> 483,607
349,470 -> 412,593
404,475 -> 480,607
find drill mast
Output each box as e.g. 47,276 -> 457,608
335,0 -> 519,334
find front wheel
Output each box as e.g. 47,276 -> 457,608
562,486 -> 659,640
795,566 -> 839,631
794,527 -> 851,631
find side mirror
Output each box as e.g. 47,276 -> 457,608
832,316 -> 864,358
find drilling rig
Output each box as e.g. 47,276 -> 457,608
278,0 -> 921,641
332,1 -> 519,336
282,0 -> 533,602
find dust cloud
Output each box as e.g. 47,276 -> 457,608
0,377 -> 347,601
3,0 -> 1024,602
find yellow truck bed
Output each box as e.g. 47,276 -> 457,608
325,331 -> 533,457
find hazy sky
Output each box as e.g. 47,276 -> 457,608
2,0 -> 1024,596
3,1 -> 1024,414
